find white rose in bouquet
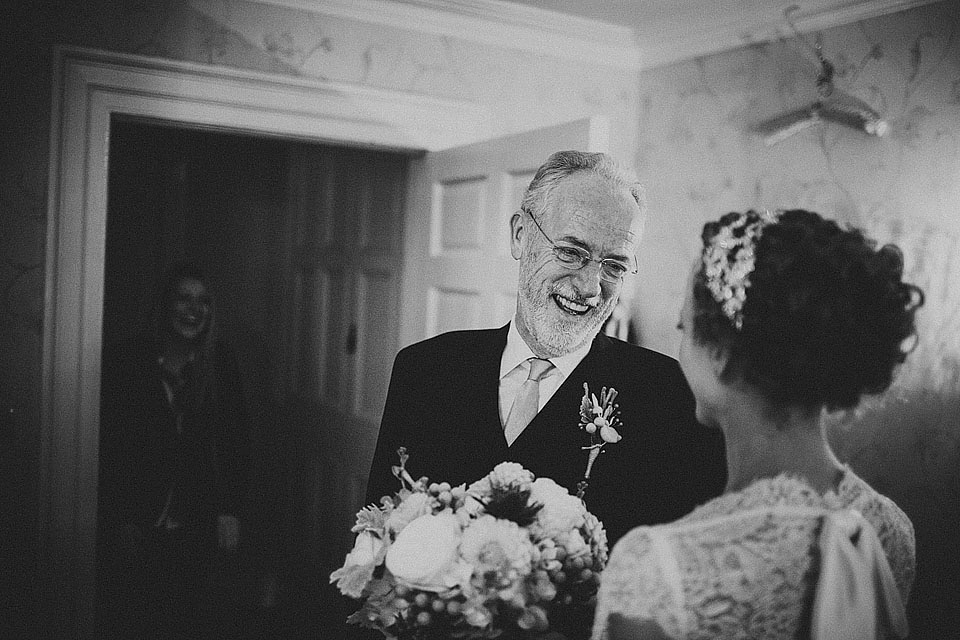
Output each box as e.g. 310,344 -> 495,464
385,511 -> 469,592
530,477 -> 586,537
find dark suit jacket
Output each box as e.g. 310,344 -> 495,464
366,325 -> 726,547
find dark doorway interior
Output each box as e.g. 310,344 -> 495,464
97,120 -> 398,638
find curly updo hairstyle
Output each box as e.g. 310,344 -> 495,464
692,209 -> 924,411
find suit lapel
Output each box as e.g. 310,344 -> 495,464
508,334 -> 612,488
462,325 -> 510,459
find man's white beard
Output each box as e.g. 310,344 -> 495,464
516,282 -> 614,357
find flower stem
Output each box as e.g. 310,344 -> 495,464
583,446 -> 601,480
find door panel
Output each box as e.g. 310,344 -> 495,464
319,270 -> 348,405
281,145 -> 407,573
436,177 -> 487,251
400,117 -> 609,347
356,270 -> 397,421
429,287 -> 482,336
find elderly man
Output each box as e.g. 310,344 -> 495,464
365,150 -> 725,546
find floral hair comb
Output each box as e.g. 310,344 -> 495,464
702,210 -> 780,330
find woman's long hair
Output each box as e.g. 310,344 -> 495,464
154,260 -> 219,413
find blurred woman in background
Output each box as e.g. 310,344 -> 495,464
98,260 -> 250,639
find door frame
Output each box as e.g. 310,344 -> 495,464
40,45 -> 487,638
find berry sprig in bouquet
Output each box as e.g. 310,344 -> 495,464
330,448 -> 608,639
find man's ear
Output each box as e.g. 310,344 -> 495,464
509,211 -> 524,260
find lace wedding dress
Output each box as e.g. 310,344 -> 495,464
592,469 -> 914,639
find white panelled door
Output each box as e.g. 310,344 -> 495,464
399,117 -> 610,348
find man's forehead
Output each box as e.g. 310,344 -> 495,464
556,209 -> 641,244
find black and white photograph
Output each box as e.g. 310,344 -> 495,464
2,1 -> 958,638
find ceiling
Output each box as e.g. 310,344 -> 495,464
497,0 -> 940,67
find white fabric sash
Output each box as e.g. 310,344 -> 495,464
811,510 -> 908,640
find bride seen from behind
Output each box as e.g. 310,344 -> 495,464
593,209 -> 923,640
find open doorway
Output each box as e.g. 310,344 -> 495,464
41,47 -> 487,639
96,119 -> 409,638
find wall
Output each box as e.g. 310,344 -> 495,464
0,0 -> 638,635
629,2 -> 960,636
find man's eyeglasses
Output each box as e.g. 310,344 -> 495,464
524,209 -> 638,283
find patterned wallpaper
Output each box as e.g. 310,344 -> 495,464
628,3 -> 959,634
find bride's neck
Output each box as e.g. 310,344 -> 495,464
719,395 -> 844,495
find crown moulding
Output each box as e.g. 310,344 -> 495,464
634,0 -> 946,68
244,0 -> 945,70
247,0 -> 640,69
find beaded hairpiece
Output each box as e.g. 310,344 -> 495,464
702,210 -> 780,330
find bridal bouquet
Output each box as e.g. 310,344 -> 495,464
331,448 -> 608,639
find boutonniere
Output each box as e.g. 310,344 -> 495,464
576,383 -> 623,500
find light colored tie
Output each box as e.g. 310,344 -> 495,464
504,358 -> 554,446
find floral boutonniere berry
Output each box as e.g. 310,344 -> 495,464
576,383 -> 623,500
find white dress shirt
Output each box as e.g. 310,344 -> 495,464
498,320 -> 593,429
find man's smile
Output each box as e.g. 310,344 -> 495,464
552,293 -> 592,315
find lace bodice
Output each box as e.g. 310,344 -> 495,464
592,469 -> 915,639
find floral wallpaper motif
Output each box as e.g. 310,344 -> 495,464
629,3 -> 960,635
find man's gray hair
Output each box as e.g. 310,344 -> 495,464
520,150 -> 647,221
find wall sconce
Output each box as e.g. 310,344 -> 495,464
755,6 -> 889,145
755,53 -> 889,145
